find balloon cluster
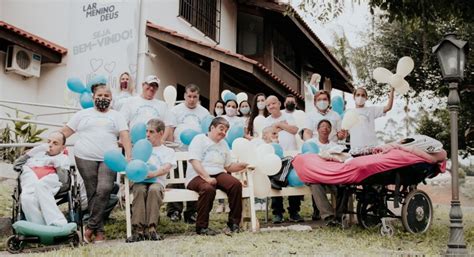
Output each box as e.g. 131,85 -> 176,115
66,75 -> 107,109
221,90 -> 248,104
373,56 -> 414,94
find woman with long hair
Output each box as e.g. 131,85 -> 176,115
245,93 -> 268,139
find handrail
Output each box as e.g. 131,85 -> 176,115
35,111 -> 77,117
0,104 -> 35,116
0,143 -> 74,148
0,99 -> 80,111
0,116 -> 64,127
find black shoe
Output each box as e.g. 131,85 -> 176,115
125,233 -> 144,243
168,211 -> 181,222
228,223 -> 240,233
312,213 -> 321,221
272,214 -> 284,224
184,212 -> 197,224
324,215 -> 341,227
196,227 -> 217,236
149,231 -> 163,241
289,213 -> 304,223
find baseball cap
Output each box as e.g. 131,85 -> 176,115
144,75 -> 160,87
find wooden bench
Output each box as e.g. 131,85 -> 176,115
122,151 -> 258,238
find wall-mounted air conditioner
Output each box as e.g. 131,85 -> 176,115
5,45 -> 41,78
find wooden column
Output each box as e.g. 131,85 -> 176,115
210,60 -> 221,114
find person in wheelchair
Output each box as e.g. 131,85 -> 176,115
13,131 -> 70,226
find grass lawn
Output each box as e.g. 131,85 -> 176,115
1,181 -> 473,256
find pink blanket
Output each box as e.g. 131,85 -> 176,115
292,149 -> 442,184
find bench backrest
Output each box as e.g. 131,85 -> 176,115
167,151 -> 188,185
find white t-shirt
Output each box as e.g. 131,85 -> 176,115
67,108 -> 128,161
143,145 -> 177,186
312,139 -> 339,153
186,134 -> 232,183
349,106 -> 385,149
264,112 -> 297,151
120,96 -> 174,129
112,91 -> 132,111
171,103 -> 210,144
222,115 -> 245,128
305,109 -> 342,143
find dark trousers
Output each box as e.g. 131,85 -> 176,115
166,163 -> 196,218
271,196 -> 303,215
75,157 -> 116,232
187,173 -> 242,229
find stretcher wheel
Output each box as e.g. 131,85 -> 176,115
69,231 -> 81,247
380,224 -> 394,237
401,190 -> 432,233
356,201 -> 382,229
6,235 -> 25,254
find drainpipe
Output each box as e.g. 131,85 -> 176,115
136,0 -> 147,95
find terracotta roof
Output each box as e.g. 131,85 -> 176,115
146,21 -> 303,99
0,20 -> 67,55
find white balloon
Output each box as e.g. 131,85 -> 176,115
232,138 -> 251,160
341,110 -> 360,130
389,74 -> 404,89
221,90 -> 231,101
292,110 -> 307,129
253,170 -> 272,198
253,116 -> 267,138
163,86 -> 177,108
236,92 -> 248,105
256,143 -> 274,157
396,56 -> 414,77
373,67 -> 393,84
250,137 -> 264,147
256,153 -> 282,176
395,79 -> 410,94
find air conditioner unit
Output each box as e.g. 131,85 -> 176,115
5,45 -> 42,78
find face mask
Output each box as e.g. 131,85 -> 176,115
95,98 -> 111,111
120,81 -> 128,90
240,107 -> 250,115
316,100 -> 329,110
257,102 -> 266,110
355,96 -> 366,106
225,107 -> 237,117
285,102 -> 296,112
215,108 -> 223,116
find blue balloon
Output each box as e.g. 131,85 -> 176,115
130,123 -> 147,144
79,92 -> 94,109
67,77 -> 86,93
104,150 -> 128,172
180,129 -> 200,145
225,126 -> 244,149
272,143 -> 284,158
132,139 -> 153,162
311,85 -> 318,95
332,96 -> 344,116
223,92 -> 237,102
126,160 -> 148,182
86,75 -> 107,93
142,163 -> 157,183
200,115 -> 214,133
301,141 -> 320,154
288,169 -> 304,187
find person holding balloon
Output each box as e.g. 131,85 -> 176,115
245,93 -> 268,139
186,117 -> 248,235
60,82 -> 132,243
348,87 -> 394,151
264,96 -> 303,223
113,72 -> 134,111
120,75 -> 174,143
127,119 -> 176,242
303,90 -> 346,142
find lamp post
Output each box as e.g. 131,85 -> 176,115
432,33 -> 469,256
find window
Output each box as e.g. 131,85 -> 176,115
273,29 -> 297,73
179,0 -> 221,43
237,12 -> 264,57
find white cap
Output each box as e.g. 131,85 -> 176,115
398,135 -> 443,153
144,75 -> 160,86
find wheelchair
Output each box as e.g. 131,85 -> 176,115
7,165 -> 83,254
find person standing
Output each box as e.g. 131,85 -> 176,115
113,72 -> 134,111
245,93 -> 268,139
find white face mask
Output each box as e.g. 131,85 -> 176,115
225,107 -> 237,117
215,107 -> 223,116
257,102 -> 266,110
240,107 -> 250,115
316,100 -> 329,110
355,96 -> 366,106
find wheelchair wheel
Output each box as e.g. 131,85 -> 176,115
356,200 -> 382,229
401,190 -> 432,233
69,231 -> 81,247
6,235 -> 25,254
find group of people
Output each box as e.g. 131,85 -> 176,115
17,70 -> 435,243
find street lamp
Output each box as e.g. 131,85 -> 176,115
432,33 -> 469,256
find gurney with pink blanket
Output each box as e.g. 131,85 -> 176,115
292,149 -> 446,235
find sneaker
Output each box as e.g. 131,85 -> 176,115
168,211 -> 181,222
184,212 -> 197,224
196,227 -> 217,236
272,214 -> 284,224
289,213 -> 304,223
94,231 -> 105,243
148,230 -> 163,241
228,223 -> 240,233
125,233 -> 144,243
83,228 -> 94,244
215,203 -> 225,213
